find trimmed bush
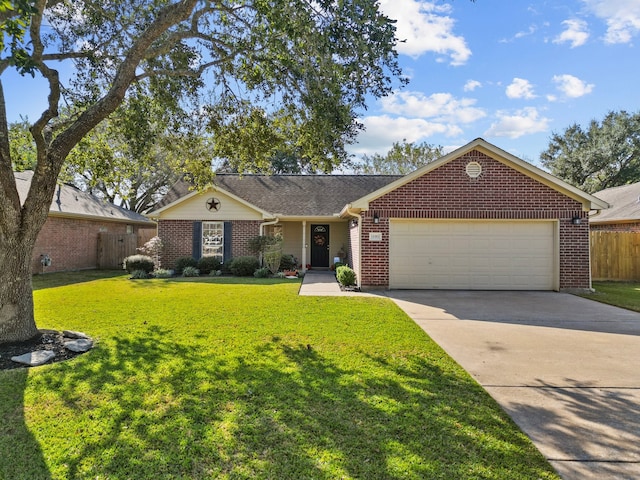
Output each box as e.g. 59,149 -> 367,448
153,268 -> 173,278
129,269 -> 150,279
333,261 -> 346,271
182,266 -> 200,277
253,267 -> 270,278
124,255 -> 155,274
336,265 -> 357,287
279,254 -> 297,271
197,255 -> 221,275
228,256 -> 260,276
175,256 -> 197,274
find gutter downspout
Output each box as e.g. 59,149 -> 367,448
344,206 -> 363,289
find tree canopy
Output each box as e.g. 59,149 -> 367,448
354,140 -> 444,175
0,0 -> 405,343
540,110 -> 640,193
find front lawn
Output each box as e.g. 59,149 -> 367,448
1,273 -> 559,479
584,281 -> 640,312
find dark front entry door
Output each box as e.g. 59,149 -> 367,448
311,224 -> 330,268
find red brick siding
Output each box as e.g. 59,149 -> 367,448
361,150 -> 589,290
158,220 -> 194,269
158,219 -> 261,269
591,222 -> 640,232
32,216 -> 154,273
231,221 -> 263,258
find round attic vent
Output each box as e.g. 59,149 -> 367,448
465,161 -> 482,178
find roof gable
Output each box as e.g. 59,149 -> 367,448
150,175 -> 401,218
590,182 -> 640,223
350,138 -> 609,212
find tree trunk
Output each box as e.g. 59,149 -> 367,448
0,232 -> 39,343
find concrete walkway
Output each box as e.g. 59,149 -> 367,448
298,270 -> 376,296
298,275 -> 640,479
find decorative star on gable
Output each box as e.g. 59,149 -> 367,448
206,197 -> 221,211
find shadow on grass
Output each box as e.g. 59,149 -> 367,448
32,270 -> 125,291
14,326 -> 558,479
0,369 -> 52,480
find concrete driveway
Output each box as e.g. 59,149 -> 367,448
382,291 -> 640,480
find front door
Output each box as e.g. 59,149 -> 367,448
311,224 -> 330,268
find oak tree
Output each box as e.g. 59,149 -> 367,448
540,110 -> 640,193
0,0 -> 403,343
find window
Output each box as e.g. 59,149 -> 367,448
202,221 -> 224,262
265,224 -> 283,240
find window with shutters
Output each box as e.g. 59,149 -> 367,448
202,221 -> 224,262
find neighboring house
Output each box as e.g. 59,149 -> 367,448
590,182 -> 640,231
16,171 -> 156,273
148,138 -> 608,291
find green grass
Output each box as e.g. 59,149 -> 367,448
583,281 -> 640,312
1,272 -> 559,479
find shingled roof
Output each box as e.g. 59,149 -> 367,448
591,182 -> 640,223
15,171 -> 155,225
154,174 -> 403,217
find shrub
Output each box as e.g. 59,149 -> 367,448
182,266 -> 200,277
333,261 -> 346,271
279,254 -> 297,271
129,269 -> 150,279
175,256 -> 197,274
153,268 -> 173,278
197,255 -> 221,274
123,255 -> 155,274
228,256 -> 260,276
253,267 -> 270,278
336,265 -> 357,287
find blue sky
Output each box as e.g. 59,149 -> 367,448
5,0 -> 640,167
348,0 -> 640,165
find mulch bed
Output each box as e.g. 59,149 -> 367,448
0,330 -> 83,371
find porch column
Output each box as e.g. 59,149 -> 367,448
301,220 -> 307,273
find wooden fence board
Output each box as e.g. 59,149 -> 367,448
98,233 -> 137,269
590,231 -> 640,281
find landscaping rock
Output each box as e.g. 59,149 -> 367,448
63,330 -> 90,339
64,338 -> 93,353
11,350 -> 56,366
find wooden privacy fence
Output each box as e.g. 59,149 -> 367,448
590,231 -> 640,281
98,233 -> 137,269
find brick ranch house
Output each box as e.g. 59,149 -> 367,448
590,181 -> 640,232
149,138 -> 608,291
16,171 -> 156,273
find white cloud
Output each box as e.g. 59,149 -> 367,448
552,74 -> 595,98
506,78 -> 536,100
350,115 -> 462,155
380,90 -> 486,123
582,0 -> 640,44
553,19 -> 589,47
484,108 -> 550,139
464,80 -> 482,92
378,0 -> 471,65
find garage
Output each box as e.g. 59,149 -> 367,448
389,220 -> 557,290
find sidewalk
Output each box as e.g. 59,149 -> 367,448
298,270 -> 375,296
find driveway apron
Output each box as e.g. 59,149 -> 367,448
382,290 -> 640,480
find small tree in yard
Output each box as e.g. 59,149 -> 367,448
137,236 -> 164,269
263,242 -> 283,275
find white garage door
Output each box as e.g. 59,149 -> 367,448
389,220 -> 556,290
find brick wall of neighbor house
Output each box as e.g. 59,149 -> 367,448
361,150 -> 589,290
591,222 -> 640,232
32,216 -> 154,274
158,219 -> 262,269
